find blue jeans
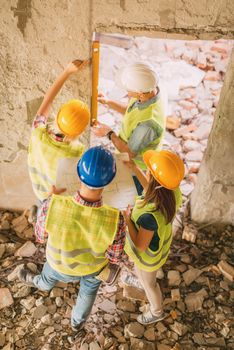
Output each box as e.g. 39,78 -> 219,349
33,262 -> 102,327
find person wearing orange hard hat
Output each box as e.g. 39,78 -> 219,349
28,60 -> 90,226
122,150 -> 184,326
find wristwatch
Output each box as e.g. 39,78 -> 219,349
107,130 -> 114,140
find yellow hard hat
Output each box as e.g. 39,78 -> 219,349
56,99 -> 90,137
143,150 -> 185,190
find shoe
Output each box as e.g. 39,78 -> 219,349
18,268 -> 36,287
137,309 -> 166,325
122,274 -> 143,290
71,322 -> 85,332
28,205 -> 38,225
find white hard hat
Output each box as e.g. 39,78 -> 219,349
115,62 -> 158,93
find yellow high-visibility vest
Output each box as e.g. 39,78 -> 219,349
124,188 -> 182,272
119,95 -> 165,169
45,195 -> 120,276
28,127 -> 84,201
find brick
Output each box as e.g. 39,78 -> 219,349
185,150 -> 203,162
0,288 -> 14,309
12,214 -> 29,234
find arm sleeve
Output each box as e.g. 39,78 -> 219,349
35,197 -> 51,243
105,212 -> 126,264
136,213 -> 158,232
32,115 -> 47,130
128,120 -> 163,154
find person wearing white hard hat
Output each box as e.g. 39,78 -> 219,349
92,62 -> 166,194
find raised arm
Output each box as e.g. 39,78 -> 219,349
37,59 -> 89,119
123,160 -> 148,191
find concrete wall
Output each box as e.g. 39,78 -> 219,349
1,0 -> 234,217
191,49 -> 234,225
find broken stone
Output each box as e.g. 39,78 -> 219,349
185,150 -> 203,162
0,333 -> 6,347
7,263 -> 24,281
144,328 -> 155,341
166,116 -> 181,130
130,338 -> 155,350
0,220 -> 10,230
193,333 -> 226,347
124,322 -> 144,338
41,314 -> 53,326
117,300 -> 136,312
217,260 -> 234,282
50,287 -> 63,298
97,299 -> 116,313
0,288 -> 14,309
185,289 -> 207,312
32,304 -> 47,319
20,296 -> 35,310
12,214 -> 28,234
0,244 -> 6,258
169,321 -> 188,336
157,345 -> 170,350
14,241 -> 37,257
27,262 -> 37,273
171,289 -> 180,301
167,271 -> 181,286
156,322 -> 167,333
13,284 -> 31,298
182,225 -> 198,243
174,124 -> 197,138
182,268 -> 202,285
123,284 -> 147,302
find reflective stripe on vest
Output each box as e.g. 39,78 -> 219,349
45,195 -> 120,276
124,188 -> 182,272
28,127 -> 84,201
119,95 -> 165,170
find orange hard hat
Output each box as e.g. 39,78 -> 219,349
56,99 -> 90,137
143,150 -> 185,190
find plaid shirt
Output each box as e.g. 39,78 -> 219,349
35,192 -> 126,264
33,115 -> 64,142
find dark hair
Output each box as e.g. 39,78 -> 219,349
141,174 -> 176,224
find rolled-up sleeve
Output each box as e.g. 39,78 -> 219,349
128,120 -> 163,154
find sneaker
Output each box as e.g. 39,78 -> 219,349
122,274 -> 143,290
137,309 -> 166,325
28,205 -> 38,225
71,322 -> 85,332
18,268 -> 36,287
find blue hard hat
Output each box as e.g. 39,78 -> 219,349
77,146 -> 116,188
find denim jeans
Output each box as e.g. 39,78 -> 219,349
33,262 -> 102,327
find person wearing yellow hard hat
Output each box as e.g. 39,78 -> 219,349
122,150 -> 184,325
28,60 -> 90,226
92,62 -> 166,195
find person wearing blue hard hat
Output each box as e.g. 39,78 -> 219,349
18,146 -> 126,332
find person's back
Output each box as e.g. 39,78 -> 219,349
28,60 -> 90,204
19,146 -> 126,331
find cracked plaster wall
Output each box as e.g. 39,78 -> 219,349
0,0 -> 234,222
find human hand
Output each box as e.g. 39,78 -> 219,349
122,205 -> 132,221
97,92 -> 109,105
92,121 -> 112,137
65,59 -> 90,75
48,185 -> 66,196
123,159 -> 136,170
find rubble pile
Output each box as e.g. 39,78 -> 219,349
0,210 -> 233,350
